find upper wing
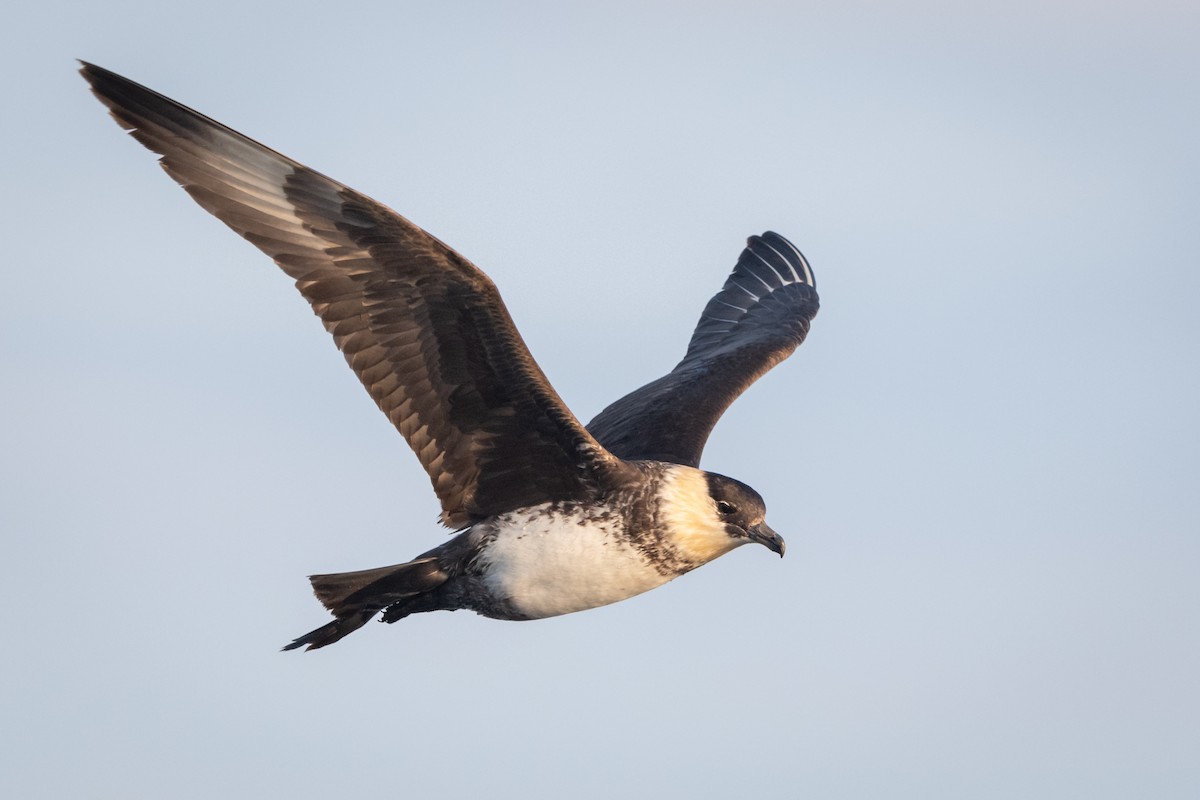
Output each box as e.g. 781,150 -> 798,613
587,232 -> 819,467
82,62 -> 629,527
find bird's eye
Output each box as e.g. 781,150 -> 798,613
717,500 -> 737,515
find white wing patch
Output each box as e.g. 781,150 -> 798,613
752,249 -> 787,285
730,280 -> 760,301
762,237 -> 814,286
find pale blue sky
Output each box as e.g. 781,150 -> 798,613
2,2 -> 1197,798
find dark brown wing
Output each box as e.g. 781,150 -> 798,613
587,232 -> 819,467
81,62 -> 630,527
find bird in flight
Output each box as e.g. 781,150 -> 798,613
81,62 -> 821,651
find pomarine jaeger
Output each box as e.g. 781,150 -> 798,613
80,62 -> 821,651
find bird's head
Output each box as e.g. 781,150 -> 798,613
704,472 -> 786,557
658,466 -> 786,563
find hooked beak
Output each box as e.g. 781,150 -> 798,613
747,521 -> 786,557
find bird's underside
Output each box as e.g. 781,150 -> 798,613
80,62 -> 820,651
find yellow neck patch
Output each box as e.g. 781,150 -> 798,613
657,465 -> 743,564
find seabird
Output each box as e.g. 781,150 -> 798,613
81,62 -> 821,651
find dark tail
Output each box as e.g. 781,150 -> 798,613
282,558 -> 448,652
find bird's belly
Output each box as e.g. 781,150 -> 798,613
478,512 -> 672,620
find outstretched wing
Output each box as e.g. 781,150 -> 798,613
587,232 -> 819,467
82,62 -> 629,527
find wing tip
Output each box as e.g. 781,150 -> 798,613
77,60 -> 123,94
748,230 -> 815,289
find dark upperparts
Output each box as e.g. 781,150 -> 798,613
587,231 -> 820,467
79,60 -> 631,527
81,62 -> 819,529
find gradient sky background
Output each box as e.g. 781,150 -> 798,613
2,2 -> 1197,798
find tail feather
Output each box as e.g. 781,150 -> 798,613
309,558 -> 444,616
283,557 -> 449,652
281,610 -> 377,652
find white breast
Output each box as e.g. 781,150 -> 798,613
478,506 -> 673,619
